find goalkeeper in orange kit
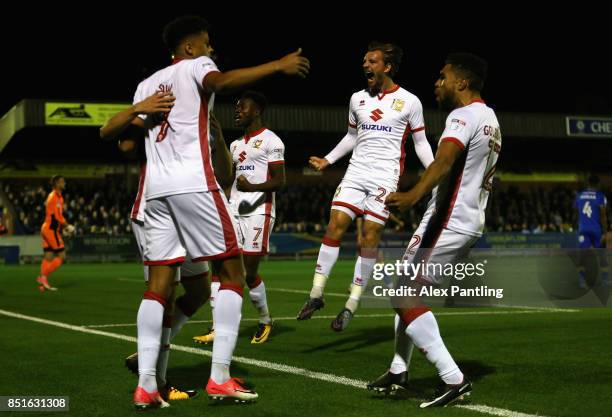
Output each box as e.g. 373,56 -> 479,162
37,175 -> 74,291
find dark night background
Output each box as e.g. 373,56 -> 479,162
1,9 -> 610,115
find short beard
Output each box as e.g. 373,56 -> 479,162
438,95 -> 456,111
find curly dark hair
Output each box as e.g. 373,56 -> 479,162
162,15 -> 211,54
445,52 -> 488,92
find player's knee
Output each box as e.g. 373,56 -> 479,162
362,228 -> 382,248
326,220 -> 348,240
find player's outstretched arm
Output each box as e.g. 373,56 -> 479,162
310,126 -> 358,171
386,140 -> 463,212
413,130 -> 434,168
308,156 -> 329,171
204,48 -> 310,94
99,91 -> 174,141
324,127 -> 358,164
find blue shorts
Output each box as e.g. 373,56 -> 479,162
579,230 -> 603,249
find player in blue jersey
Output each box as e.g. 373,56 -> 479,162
575,175 -> 608,288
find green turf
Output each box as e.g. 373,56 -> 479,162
1,261 -> 611,416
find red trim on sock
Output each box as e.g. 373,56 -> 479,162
248,275 -> 263,289
143,291 -> 167,307
322,236 -> 341,247
400,306 -> 431,325
211,275 -> 220,283
219,283 -> 244,297
162,315 -> 173,328
359,248 -> 378,259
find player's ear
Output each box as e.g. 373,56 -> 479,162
184,41 -> 194,57
384,63 -> 392,74
457,78 -> 468,92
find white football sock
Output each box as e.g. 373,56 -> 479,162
390,314 -> 414,374
310,240 -> 340,298
156,326 -> 172,387
137,298 -> 164,393
211,288 -> 243,384
405,311 -> 463,385
248,278 -> 271,324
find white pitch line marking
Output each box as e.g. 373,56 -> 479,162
0,308 -> 552,417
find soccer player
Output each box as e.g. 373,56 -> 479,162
194,91 -> 284,345
102,93 -> 234,402
575,174 -> 608,288
297,42 -> 434,331
109,15 -> 308,408
367,53 -> 499,408
37,175 -> 74,291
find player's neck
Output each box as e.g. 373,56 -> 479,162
380,78 -> 396,94
245,121 -> 264,136
171,53 -> 190,64
457,93 -> 483,108
53,188 -> 62,195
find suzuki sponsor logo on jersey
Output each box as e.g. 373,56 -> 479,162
370,108 -> 384,121
361,124 -> 392,132
238,151 -> 247,162
237,165 -> 255,171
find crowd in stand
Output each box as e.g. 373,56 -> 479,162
2,180 -> 610,236
3,180 -> 133,236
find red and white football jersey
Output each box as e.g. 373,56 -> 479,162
345,86 -> 425,187
229,128 -> 285,217
130,162 -> 147,222
133,56 -> 220,200
432,99 -> 501,237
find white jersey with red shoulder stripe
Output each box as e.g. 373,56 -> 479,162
130,161 -> 147,222
133,56 -> 220,200
431,99 -> 501,237
229,128 -> 285,217
345,86 -> 425,186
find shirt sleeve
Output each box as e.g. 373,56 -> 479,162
267,136 -> 285,164
408,97 -> 425,133
348,94 -> 357,129
132,82 -> 147,121
439,109 -> 476,150
53,195 -> 67,225
194,56 -> 220,89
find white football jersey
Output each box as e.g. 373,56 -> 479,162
130,162 -> 147,222
345,86 -> 425,186
430,99 -> 501,237
229,128 -> 285,218
133,56 -> 220,200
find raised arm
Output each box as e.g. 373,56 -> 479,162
204,48 -> 310,94
309,126 -> 358,171
386,140 -> 463,211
